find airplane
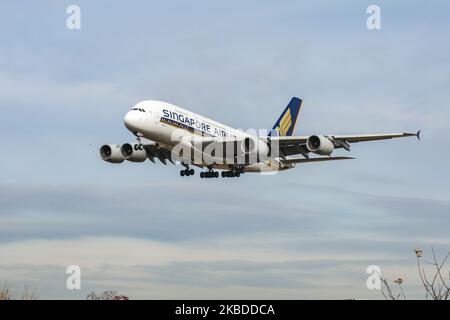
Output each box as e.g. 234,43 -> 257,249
99,97 -> 420,178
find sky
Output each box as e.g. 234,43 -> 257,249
0,0 -> 450,299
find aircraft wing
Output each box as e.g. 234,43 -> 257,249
268,131 -> 419,145
149,131 -> 419,164
331,132 -> 420,143
267,131 -> 420,157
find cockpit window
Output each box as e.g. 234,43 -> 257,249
131,108 -> 145,112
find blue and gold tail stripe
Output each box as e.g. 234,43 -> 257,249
269,97 -> 303,136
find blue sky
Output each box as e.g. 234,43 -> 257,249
0,0 -> 450,299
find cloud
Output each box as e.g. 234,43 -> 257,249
0,183 -> 327,243
0,235 -> 441,299
1,0 -> 450,300
1,182 -> 448,298
1,181 -> 449,245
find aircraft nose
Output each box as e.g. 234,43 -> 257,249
124,111 -> 139,131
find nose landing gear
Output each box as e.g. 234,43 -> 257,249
134,133 -> 144,150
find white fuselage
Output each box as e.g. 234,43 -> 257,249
123,100 -> 285,172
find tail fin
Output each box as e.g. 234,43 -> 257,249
269,97 -> 303,136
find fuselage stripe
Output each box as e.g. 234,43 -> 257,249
160,117 -> 215,137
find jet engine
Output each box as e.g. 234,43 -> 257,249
99,144 -> 125,163
120,143 -> 147,162
306,135 -> 335,155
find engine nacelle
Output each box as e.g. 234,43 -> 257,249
100,144 -> 125,163
120,143 -> 147,162
240,137 -> 270,164
306,135 -> 335,155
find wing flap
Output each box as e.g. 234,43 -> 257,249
143,143 -> 173,165
283,156 -> 355,165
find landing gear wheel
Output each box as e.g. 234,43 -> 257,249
134,144 -> 139,151
221,168 -> 244,177
189,169 -> 194,176
180,170 -> 185,177
201,168 -> 220,178
138,144 -> 144,150
184,169 -> 190,176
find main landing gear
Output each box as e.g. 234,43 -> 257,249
200,168 -> 219,179
221,167 -> 245,178
180,163 -> 194,177
199,167 -> 244,178
221,170 -> 239,178
182,166 -> 245,179
180,168 -> 195,177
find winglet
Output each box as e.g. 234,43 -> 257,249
416,130 -> 421,141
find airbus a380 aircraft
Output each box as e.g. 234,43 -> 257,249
100,97 -> 420,178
